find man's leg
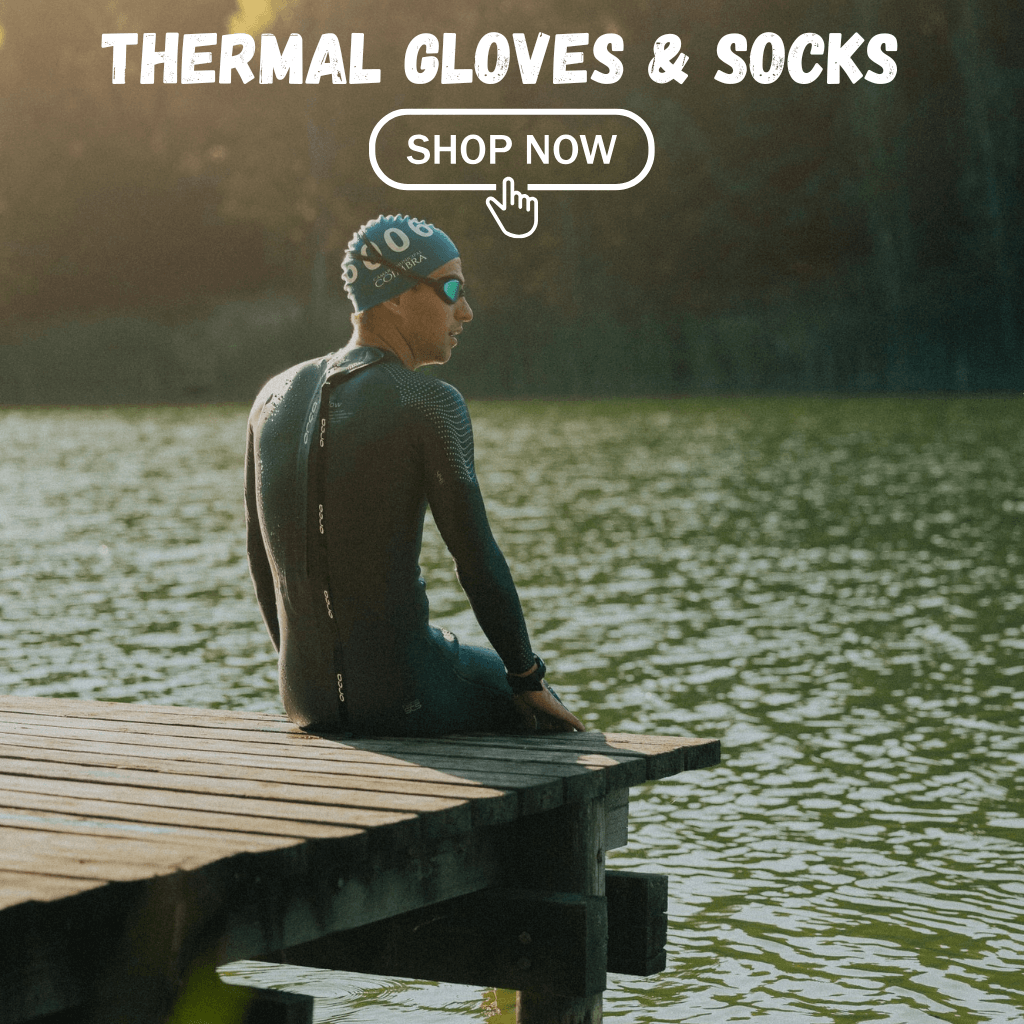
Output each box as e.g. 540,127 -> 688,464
402,639 -> 523,736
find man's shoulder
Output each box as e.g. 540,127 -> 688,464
248,355 -> 326,424
387,366 -> 468,416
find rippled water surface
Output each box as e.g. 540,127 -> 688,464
1,397 -> 1022,1022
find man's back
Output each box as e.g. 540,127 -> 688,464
246,345 -> 532,732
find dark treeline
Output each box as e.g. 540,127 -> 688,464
0,0 -> 1020,401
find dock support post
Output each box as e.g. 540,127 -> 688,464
512,796 -> 606,1024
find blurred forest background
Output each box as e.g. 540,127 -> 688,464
0,0 -> 1020,402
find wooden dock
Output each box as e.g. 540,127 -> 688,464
0,695 -> 720,1024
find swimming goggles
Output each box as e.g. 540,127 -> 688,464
350,236 -> 466,305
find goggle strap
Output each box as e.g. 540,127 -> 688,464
349,234 -> 462,303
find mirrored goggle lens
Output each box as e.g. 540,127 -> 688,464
440,278 -> 464,303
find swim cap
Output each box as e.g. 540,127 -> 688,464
341,214 -> 459,312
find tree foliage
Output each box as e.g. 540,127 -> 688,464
0,0 -> 1019,393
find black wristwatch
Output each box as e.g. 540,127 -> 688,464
507,655 -> 546,694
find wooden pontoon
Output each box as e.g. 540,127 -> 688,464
0,696 -> 719,1024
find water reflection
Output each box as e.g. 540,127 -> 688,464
1,398 -> 1021,1022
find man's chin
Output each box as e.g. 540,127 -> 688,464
421,347 -> 452,367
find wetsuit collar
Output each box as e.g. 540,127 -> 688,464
326,344 -> 389,380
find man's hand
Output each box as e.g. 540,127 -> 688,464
514,681 -> 585,733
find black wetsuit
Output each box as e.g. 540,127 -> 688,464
245,344 -> 535,734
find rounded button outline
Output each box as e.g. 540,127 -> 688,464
368,108 -> 655,192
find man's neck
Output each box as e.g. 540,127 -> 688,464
347,321 -> 417,370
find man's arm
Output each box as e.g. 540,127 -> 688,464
414,381 -> 582,731
245,411 -> 281,651
416,381 -> 533,671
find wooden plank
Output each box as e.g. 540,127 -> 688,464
0,703 -> 721,780
0,718 -> 606,778
603,733 -> 720,777
0,799 -> 352,845
359,731 -> 722,784
221,822 -> 512,961
1,711 -> 308,747
0,854 -> 209,887
4,712 -> 647,782
0,757 -> 482,818
0,732 -> 582,815
348,737 -> 646,791
450,730 -> 718,759
605,871 -> 668,976
0,786 -> 364,843
604,787 -> 629,850
0,745 -> 512,815
0,870 -> 106,904
0,773 -> 430,839
0,735 -> 569,819
0,827 -> 281,883
0,720 -> 630,798
398,733 -> 649,756
0,787 -> 413,846
0,734 -> 563,793
0,744 -> 502,801
439,732 -> 722,780
0,696 -> 290,728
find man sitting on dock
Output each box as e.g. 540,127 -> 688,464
245,214 -> 583,738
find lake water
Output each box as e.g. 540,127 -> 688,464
1,397 -> 1022,1023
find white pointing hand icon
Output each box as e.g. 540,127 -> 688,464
485,177 -> 539,239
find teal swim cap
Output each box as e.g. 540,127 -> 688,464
341,214 -> 460,312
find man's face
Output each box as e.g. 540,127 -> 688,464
395,257 -> 473,368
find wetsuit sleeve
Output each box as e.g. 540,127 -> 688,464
411,379 -> 535,674
245,408 -> 281,651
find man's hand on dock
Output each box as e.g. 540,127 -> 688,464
514,682 -> 585,733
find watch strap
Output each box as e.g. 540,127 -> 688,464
507,655 -> 546,694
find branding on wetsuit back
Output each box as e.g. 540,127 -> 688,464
303,399 -> 319,445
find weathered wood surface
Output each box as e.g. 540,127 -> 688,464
0,695 -> 719,1024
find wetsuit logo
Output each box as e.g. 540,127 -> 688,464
319,417 -> 327,447
303,395 -> 320,444
337,673 -> 345,702
318,503 -> 324,534
323,590 -> 334,619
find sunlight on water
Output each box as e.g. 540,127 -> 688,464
1,397 -> 1021,1022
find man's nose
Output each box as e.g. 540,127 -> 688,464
457,298 -> 473,322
